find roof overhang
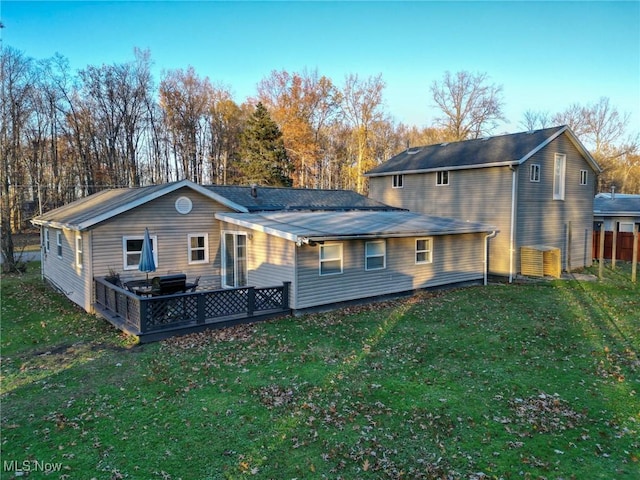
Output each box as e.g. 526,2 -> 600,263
216,211 -> 498,246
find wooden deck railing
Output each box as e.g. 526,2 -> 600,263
94,277 -> 290,340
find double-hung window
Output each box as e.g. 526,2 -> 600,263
320,244 -> 342,276
188,233 -> 209,264
123,235 -> 158,270
580,169 -> 588,186
553,153 -> 566,200
392,174 -> 404,188
56,231 -> 63,258
530,164 -> 540,182
75,235 -> 83,268
44,228 -> 50,252
416,238 -> 433,264
365,240 -> 386,271
436,171 -> 449,186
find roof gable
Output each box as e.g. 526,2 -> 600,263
365,125 -> 600,176
32,180 -> 249,231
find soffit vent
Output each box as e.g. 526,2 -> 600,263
175,196 -> 193,214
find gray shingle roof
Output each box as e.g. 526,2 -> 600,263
365,125 -> 599,176
31,180 -> 400,230
594,195 -> 640,216
204,185 -> 396,212
216,210 -> 497,244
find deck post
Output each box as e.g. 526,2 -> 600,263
598,222 -> 605,280
139,299 -> 148,334
282,281 -> 291,309
247,287 -> 255,317
612,221 -> 618,270
197,293 -> 205,324
632,223 -> 638,283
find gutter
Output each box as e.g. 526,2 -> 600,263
484,231 -> 498,285
509,165 -> 518,283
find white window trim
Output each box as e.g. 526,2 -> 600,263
122,235 -> 159,271
619,222 -> 635,233
319,243 -> 343,276
188,233 -> 209,265
392,174 -> 404,189
530,164 -> 540,182
56,231 -> 63,258
365,240 -> 386,271
75,235 -> 83,269
416,237 -> 433,265
553,153 -> 566,200
44,228 -> 50,252
436,171 -> 449,186
221,231 -> 248,288
580,169 -> 588,186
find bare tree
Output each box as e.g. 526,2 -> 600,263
341,73 -> 387,193
520,110 -> 552,131
430,70 -> 505,140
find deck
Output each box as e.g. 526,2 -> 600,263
94,277 -> 291,343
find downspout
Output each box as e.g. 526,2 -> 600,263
484,230 -> 498,285
509,165 -> 518,283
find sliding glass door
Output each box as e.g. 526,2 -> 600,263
222,232 -> 247,288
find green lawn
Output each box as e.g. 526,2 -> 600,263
1,263 -> 638,479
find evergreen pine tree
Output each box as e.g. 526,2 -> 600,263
238,102 -> 293,186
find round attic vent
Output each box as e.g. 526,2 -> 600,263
175,196 -> 193,214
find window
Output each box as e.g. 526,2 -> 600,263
320,244 -> 343,276
123,235 -> 158,270
392,174 -> 404,188
530,164 -> 540,182
580,169 -> 588,185
56,231 -> 63,258
416,238 -> 433,264
188,233 -> 209,264
222,232 -> 247,288
365,240 -> 386,271
553,153 -> 566,200
75,235 -> 83,268
436,171 -> 449,186
44,228 -> 50,252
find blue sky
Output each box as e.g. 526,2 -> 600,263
2,1 -> 639,135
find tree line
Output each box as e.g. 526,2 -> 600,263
2,46 -> 638,270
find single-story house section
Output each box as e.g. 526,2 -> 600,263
32,179 -> 497,336
594,192 -> 640,232
215,210 -> 498,310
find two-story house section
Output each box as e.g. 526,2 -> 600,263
366,126 -> 601,280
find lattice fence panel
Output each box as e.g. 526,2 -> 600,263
255,287 -> 283,311
204,289 -> 248,318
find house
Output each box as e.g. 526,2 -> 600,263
593,192 -> 640,262
366,125 -> 601,280
594,192 -> 640,233
32,180 -> 496,338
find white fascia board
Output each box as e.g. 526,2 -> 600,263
364,161 -> 518,177
516,126 -> 567,164
30,219 -> 81,232
215,213 -> 300,243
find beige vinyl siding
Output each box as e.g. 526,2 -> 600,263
517,135 -> 597,270
295,233 -> 485,310
91,187 -> 232,290
217,221 -> 297,306
369,167 -> 512,275
41,227 -> 91,310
